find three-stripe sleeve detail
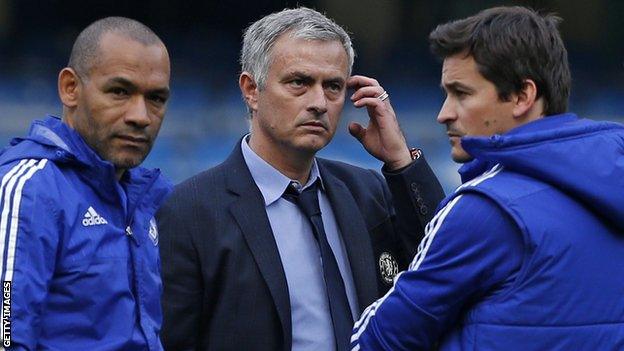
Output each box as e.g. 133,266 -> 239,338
0,159 -> 49,345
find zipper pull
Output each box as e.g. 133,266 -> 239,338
125,225 -> 140,245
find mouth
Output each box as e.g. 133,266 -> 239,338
445,131 -> 463,147
116,135 -> 149,146
299,120 -> 328,131
446,129 -> 464,138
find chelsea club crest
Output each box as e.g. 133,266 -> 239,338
378,252 -> 399,285
148,217 -> 159,246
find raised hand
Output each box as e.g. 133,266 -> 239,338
347,75 -> 412,170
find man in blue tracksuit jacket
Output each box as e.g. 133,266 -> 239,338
352,6 -> 624,350
0,17 -> 171,350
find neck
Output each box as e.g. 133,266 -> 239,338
248,134 -> 315,184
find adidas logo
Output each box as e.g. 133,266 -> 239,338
82,206 -> 109,226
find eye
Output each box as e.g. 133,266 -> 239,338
110,87 -> 129,97
451,89 -> 469,100
148,94 -> 168,105
289,79 -> 305,88
327,82 -> 343,93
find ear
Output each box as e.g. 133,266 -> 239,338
239,72 -> 259,114
58,68 -> 81,108
512,79 -> 538,118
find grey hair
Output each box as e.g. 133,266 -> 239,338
68,16 -> 163,78
240,7 -> 355,90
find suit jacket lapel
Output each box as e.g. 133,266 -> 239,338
224,142 -> 292,349
319,162 -> 379,313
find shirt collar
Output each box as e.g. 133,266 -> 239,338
241,135 -> 324,206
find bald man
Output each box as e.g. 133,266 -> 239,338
0,17 -> 171,350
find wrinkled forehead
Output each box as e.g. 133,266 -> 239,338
269,35 -> 349,74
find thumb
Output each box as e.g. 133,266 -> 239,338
348,122 -> 366,143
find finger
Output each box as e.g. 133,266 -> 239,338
353,96 -> 391,110
350,85 -> 385,101
347,75 -> 380,90
354,97 -> 395,129
348,122 -> 366,142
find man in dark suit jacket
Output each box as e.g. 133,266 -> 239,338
158,7 -> 444,351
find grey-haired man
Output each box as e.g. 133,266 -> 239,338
158,7 -> 444,351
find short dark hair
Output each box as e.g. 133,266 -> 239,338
68,16 -> 162,78
429,6 -> 571,116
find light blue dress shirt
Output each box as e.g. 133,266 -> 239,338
241,137 -> 359,351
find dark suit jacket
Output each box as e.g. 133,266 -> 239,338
158,142 -> 444,351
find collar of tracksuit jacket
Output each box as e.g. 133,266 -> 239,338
457,112 -> 624,232
3,114 -> 172,228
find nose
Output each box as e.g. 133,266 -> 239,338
125,96 -> 151,128
436,97 -> 456,125
306,84 -> 328,116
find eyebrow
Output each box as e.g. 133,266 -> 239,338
324,77 -> 346,85
106,76 -> 170,97
106,77 -> 136,89
283,71 -> 346,85
287,72 -> 313,82
441,81 -> 473,92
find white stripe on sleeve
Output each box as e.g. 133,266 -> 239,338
351,164 -> 503,348
0,159 -> 38,278
0,159 -> 44,347
5,159 -> 49,282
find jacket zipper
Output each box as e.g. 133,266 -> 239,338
123,170 -> 160,245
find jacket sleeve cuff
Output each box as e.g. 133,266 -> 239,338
382,154 -> 446,225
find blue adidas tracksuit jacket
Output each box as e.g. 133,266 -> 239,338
0,116 -> 172,350
352,114 -> 624,350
